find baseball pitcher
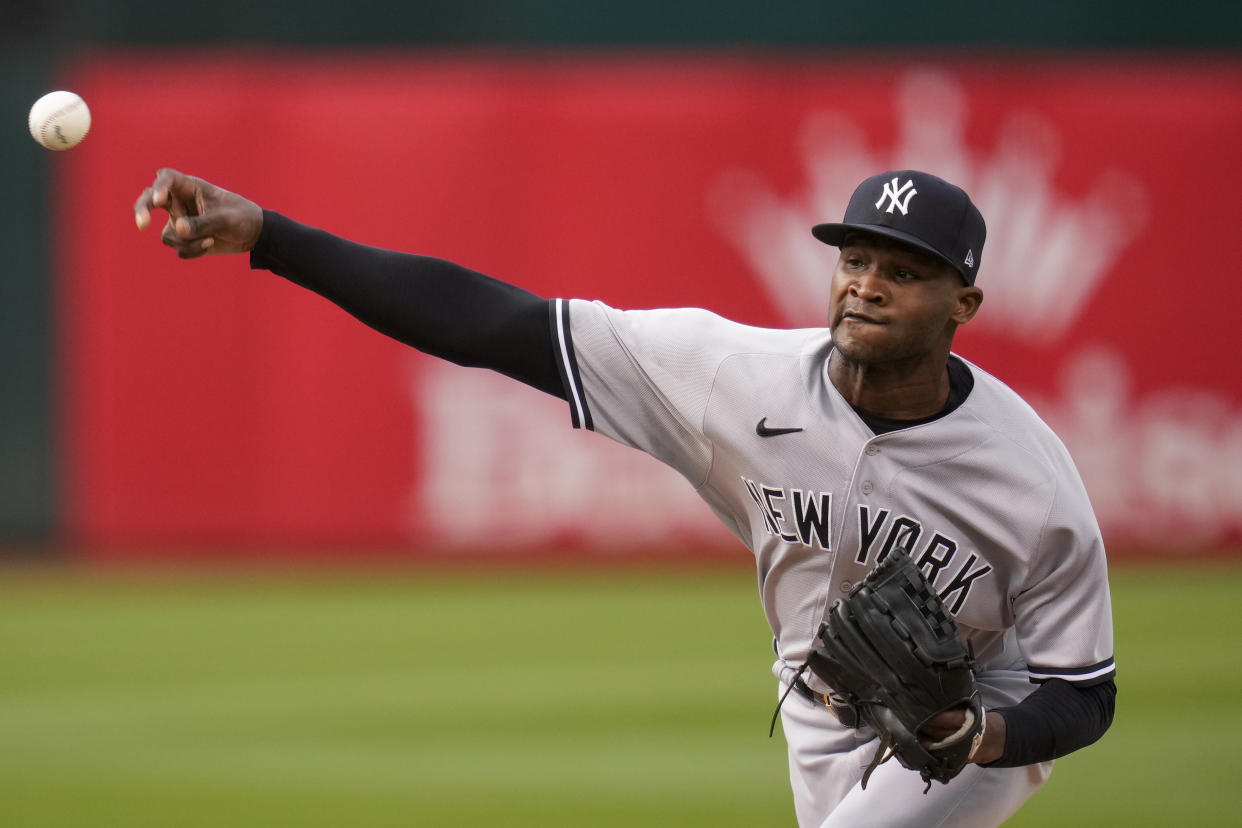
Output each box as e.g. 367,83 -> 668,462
135,167 -> 1116,827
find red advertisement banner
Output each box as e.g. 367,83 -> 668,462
56,54 -> 1242,558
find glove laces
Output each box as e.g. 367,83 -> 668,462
768,661 -> 809,738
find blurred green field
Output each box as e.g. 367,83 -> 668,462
1,560 -> 1237,827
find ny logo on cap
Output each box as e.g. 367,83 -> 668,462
876,177 -> 918,215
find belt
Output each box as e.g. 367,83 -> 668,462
770,675 -> 846,736
792,677 -> 833,709
792,678 -> 860,727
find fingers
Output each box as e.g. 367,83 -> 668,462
924,708 -> 977,750
160,217 -> 215,259
134,188 -> 156,230
172,212 -> 225,250
134,168 -> 176,230
137,168 -> 215,256
134,168 -> 199,230
919,709 -> 967,741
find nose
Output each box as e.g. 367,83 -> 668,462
848,266 -> 886,303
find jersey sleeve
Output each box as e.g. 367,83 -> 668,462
1011,468 -> 1117,686
552,298 -> 737,487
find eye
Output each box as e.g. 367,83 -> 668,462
894,268 -> 921,281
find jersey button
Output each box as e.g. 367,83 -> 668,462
865,445 -> 879,456
861,481 -> 874,495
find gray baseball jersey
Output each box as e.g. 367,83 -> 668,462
553,298 -> 1115,696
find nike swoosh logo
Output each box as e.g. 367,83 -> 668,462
756,417 -> 804,438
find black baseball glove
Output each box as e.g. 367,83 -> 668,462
807,550 -> 984,792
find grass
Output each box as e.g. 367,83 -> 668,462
0,560 -> 1238,826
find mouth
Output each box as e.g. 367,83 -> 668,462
840,310 -> 884,325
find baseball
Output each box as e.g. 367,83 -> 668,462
28,90 -> 91,151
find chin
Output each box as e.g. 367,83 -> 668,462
831,330 -> 887,363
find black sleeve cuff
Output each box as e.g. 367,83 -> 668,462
248,208 -> 282,271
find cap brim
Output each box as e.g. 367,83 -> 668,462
812,222 -> 957,273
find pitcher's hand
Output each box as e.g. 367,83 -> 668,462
922,709 -> 1006,765
134,168 -> 263,259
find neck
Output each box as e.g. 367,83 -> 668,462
828,350 -> 951,419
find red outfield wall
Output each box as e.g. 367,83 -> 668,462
55,54 -> 1242,559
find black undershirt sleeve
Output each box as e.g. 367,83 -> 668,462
249,210 -> 565,399
987,677 -> 1116,767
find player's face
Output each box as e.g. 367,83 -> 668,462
828,235 -> 981,367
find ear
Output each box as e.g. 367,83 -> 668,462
952,287 -> 984,325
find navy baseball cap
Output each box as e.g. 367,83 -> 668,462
812,170 -> 986,285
